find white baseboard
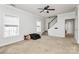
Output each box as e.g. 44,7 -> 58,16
0,39 -> 23,47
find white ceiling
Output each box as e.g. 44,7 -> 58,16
14,4 -> 78,17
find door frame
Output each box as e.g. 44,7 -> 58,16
65,19 -> 75,37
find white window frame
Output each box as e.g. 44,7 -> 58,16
3,14 -> 19,38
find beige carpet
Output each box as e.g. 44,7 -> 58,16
0,35 -> 79,54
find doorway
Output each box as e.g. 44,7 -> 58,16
36,21 -> 41,34
65,19 -> 75,37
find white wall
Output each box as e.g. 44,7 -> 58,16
74,6 -> 79,44
77,6 -> 79,44
0,5 -> 45,47
41,19 -> 45,33
48,12 -> 75,37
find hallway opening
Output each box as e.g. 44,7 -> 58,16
65,19 -> 75,38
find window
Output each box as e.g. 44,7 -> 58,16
4,15 -> 19,37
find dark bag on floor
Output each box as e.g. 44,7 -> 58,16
29,33 -> 41,40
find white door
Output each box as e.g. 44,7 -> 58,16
36,21 -> 41,34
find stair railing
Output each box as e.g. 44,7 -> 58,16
48,16 -> 57,29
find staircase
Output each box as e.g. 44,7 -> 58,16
48,16 -> 57,29
47,16 -> 58,36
